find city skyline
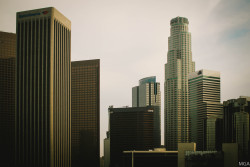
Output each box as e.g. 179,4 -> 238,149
0,0 -> 250,156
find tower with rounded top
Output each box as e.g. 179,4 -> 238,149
164,16 -> 195,150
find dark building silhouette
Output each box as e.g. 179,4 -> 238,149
123,149 -> 178,167
223,96 -> 250,161
16,7 -> 71,167
71,59 -> 100,167
0,31 -> 16,167
109,106 -> 160,167
185,151 -> 224,167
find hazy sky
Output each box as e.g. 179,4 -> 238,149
1,0 -> 250,156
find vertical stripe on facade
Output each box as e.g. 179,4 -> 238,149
16,8 -> 71,167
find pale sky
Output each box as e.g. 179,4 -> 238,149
1,0 -> 250,156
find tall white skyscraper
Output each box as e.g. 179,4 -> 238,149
164,17 -> 195,150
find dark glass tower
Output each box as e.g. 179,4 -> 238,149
71,59 -> 100,167
109,106 -> 160,167
16,7 -> 71,167
223,96 -> 250,160
0,31 -> 16,167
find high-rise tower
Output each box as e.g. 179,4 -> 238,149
0,31 -> 16,167
164,17 -> 195,150
16,7 -> 71,167
71,59 -> 100,167
188,69 -> 222,150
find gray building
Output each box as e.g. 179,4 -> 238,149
188,69 -> 222,150
16,7 -> 71,167
164,17 -> 195,150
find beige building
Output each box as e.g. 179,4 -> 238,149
164,17 -> 195,150
16,7 -> 71,167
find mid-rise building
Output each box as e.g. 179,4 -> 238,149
16,7 -> 71,167
188,69 -> 222,150
0,31 -> 16,167
109,106 -> 160,167
223,96 -> 250,160
71,59 -> 100,167
164,16 -> 195,150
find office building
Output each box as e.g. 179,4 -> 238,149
0,31 -> 16,167
132,76 -> 161,146
16,7 -> 71,167
132,76 -> 160,108
234,111 -> 249,159
71,59 -> 100,167
188,69 -> 222,150
164,16 -> 195,150
223,96 -> 250,160
109,106 -> 160,167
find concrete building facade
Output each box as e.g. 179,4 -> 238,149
164,17 -> 195,150
16,7 -> 71,167
188,69 -> 222,150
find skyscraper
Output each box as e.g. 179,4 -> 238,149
164,17 -> 195,150
16,7 -> 71,167
71,59 -> 100,167
132,76 -> 161,108
0,31 -> 16,167
132,76 -> 161,146
109,106 -> 160,167
188,69 -> 222,150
